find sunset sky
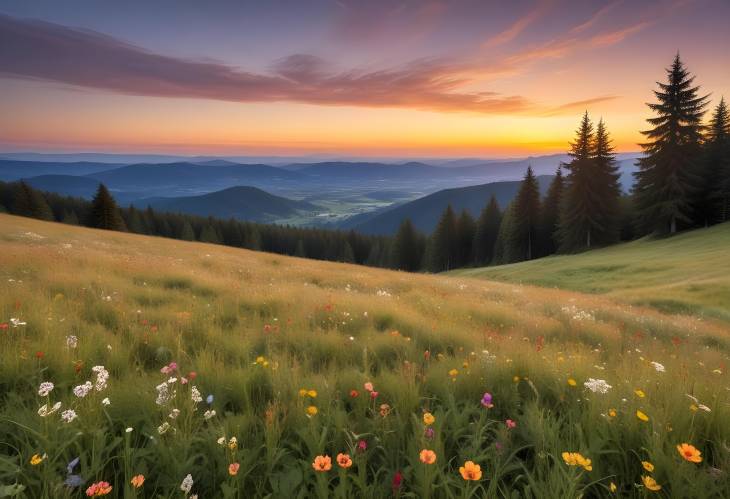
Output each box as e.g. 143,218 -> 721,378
1,0 -> 729,158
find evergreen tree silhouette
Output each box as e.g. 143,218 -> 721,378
703,98 -> 730,223
509,167 -> 541,261
89,184 -> 126,231
540,167 -> 564,256
13,181 -> 53,221
472,195 -> 501,265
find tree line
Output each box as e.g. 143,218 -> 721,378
389,54 -> 729,272
1,55 -> 727,274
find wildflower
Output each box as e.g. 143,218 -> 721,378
610,482 -> 617,493
634,389 -> 645,398
66,335 -> 78,349
650,361 -> 665,373
459,461 -> 482,480
30,454 -> 45,465
392,470 -> 403,492
130,475 -> 145,488
91,366 -> 109,391
161,362 -> 178,375
584,378 -> 612,394
608,408 -> 617,418
379,404 -> 391,417
562,452 -> 592,471
169,409 -> 180,419
155,383 -> 172,406
38,401 -> 62,417
228,437 -> 238,450
364,382 -> 374,392
677,443 -> 702,463
481,392 -> 494,408
308,390 -> 317,398
204,409 -> 216,420
642,475 -> 661,491
312,455 -> 332,472
306,405 -> 318,417
506,419 -> 517,429
101,398 -> 110,406
448,368 -> 459,377
424,427 -> 435,439
61,409 -> 78,423
350,389 -> 359,398
125,427 -> 133,433
190,386 -> 202,403
642,461 -> 654,472
35,351 -> 45,359
336,453 -> 353,468
73,382 -> 93,398
228,463 -> 240,476
370,391 -> 379,399
423,412 -> 435,425
85,481 -> 112,496
38,382 -> 54,397
636,410 -> 649,422
419,449 -> 437,464
180,474 -> 194,494
298,389 -> 308,397
567,378 -> 577,387
357,439 -> 368,453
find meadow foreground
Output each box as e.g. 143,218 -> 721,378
0,214 -> 728,498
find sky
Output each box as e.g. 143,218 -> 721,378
0,0 -> 728,158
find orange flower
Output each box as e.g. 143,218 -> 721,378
419,449 -> 437,465
459,461 -> 482,481
85,481 -> 112,497
228,463 -> 240,476
312,455 -> 332,472
676,443 -> 702,463
642,461 -> 654,472
423,412 -> 435,425
336,453 -> 352,468
130,475 -> 145,488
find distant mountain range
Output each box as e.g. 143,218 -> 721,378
346,175 -> 554,235
135,186 -> 318,223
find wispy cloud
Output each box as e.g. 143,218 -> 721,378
589,21 -> 652,47
482,1 -> 552,48
540,95 -> 621,116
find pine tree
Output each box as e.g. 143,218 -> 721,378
508,167 -> 541,261
454,210 -> 476,268
125,206 -> 145,233
704,98 -> 730,223
341,242 -> 355,263
199,225 -> 220,243
62,210 -> 79,225
472,195 -> 501,265
493,202 -> 515,264
295,239 -> 306,258
591,118 -> 622,241
88,184 -> 126,231
12,181 -> 53,221
179,220 -> 195,241
391,218 -> 423,271
428,205 -> 457,271
540,167 -> 564,256
633,54 -> 708,234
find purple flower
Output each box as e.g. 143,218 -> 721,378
481,392 -> 494,408
424,427 -> 435,439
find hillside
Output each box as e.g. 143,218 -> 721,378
350,175 -> 553,235
452,223 -> 730,322
137,185 -> 319,222
0,213 -> 728,497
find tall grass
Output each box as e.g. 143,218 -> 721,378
0,214 -> 728,498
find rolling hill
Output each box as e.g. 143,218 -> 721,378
0,159 -> 122,181
451,223 -> 730,322
349,175 -> 553,235
22,174 -> 102,199
135,185 -> 319,222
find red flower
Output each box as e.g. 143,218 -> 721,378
349,389 -> 359,398
424,350 -> 431,361
188,371 -> 197,381
357,439 -> 368,453
391,470 -> 403,492
35,351 -> 45,359
0,323 -> 8,330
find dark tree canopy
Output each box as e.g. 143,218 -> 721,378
89,184 -> 126,231
472,195 -> 502,265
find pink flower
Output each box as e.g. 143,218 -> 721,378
357,439 -> 368,453
424,427 -> 435,439
506,419 -> 516,429
480,392 -> 494,408
364,382 -> 374,392
370,391 -> 379,400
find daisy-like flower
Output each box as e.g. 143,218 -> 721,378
562,452 -> 592,471
66,335 -> 79,349
336,453 -> 353,468
101,398 -> 110,406
38,401 -> 62,417
312,455 -> 332,472
642,475 -> 661,491
73,382 -> 93,398
306,405 -> 318,417
203,409 -> 216,420
506,419 -> 517,429
677,443 -> 702,463
38,382 -> 54,397
423,412 -> 435,425
180,474 -> 194,494
642,461 -> 654,472
61,409 -> 78,423
459,461 -> 482,480
419,449 -> 437,465
30,453 -> 45,465
85,481 -> 112,496
228,437 -> 238,450
130,475 -> 145,488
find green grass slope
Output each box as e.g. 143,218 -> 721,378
452,223 -> 730,322
0,214 -> 729,498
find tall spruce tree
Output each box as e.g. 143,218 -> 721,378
508,167 -> 541,261
591,118 -> 622,240
454,210 -> 476,268
472,195 -> 501,265
633,54 -> 708,234
391,218 -> 423,271
88,184 -> 126,231
540,167 -> 564,256
704,98 -> 730,223
428,205 -> 457,271
12,181 -> 53,221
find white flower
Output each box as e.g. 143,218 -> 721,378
583,378 -> 613,394
698,404 -> 711,412
190,386 -> 202,404
125,427 -> 134,433
167,377 -> 178,384
61,409 -> 78,423
66,335 -> 79,349
38,401 -> 62,417
203,410 -> 216,420
650,361 -> 665,373
157,422 -> 171,435
101,397 -> 110,406
169,409 -> 180,419
10,318 -> 26,327
91,366 -> 109,391
73,381 -> 93,398
180,474 -> 194,494
38,382 -> 54,397
155,382 -> 173,406
217,436 -> 226,446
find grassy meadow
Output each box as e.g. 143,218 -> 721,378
451,223 -> 730,323
0,213 -> 729,498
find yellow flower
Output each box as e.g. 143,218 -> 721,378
608,408 -> 617,418
307,390 -> 318,398
423,412 -> 435,425
636,410 -> 649,422
459,461 -> 482,480
689,403 -> 698,412
462,361 -> 469,368
567,378 -> 577,387
255,356 -> 265,364
298,389 -> 308,397
676,443 -> 702,463
306,405 -> 318,416
513,375 -> 520,383
610,482 -> 617,493
642,461 -> 654,472
30,454 -> 44,465
562,452 -> 592,471
642,475 -> 661,491
448,369 -> 459,377
634,389 -> 645,398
